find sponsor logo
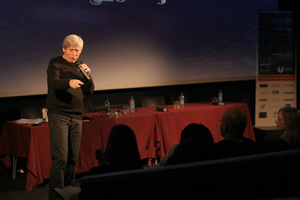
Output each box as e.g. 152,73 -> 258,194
271,105 -> 280,109
271,84 -> 280,88
260,84 -> 268,88
278,66 -> 294,73
283,92 -> 294,94
283,99 -> 294,101
259,112 -> 267,118
259,99 -> 267,101
283,84 -> 295,87
259,92 -> 268,95
278,67 -> 284,73
272,91 -> 279,95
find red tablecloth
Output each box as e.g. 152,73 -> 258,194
0,102 -> 255,191
0,111 -> 157,191
141,102 -> 255,158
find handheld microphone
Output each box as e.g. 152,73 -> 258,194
75,61 -> 92,80
156,107 -> 168,112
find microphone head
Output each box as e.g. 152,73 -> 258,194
75,61 -> 80,66
156,107 -> 168,112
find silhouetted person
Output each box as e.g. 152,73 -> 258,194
180,123 -> 214,145
80,124 -> 145,200
215,108 -> 255,159
254,137 -> 291,154
165,138 -> 216,166
158,123 -> 214,167
90,124 -> 143,175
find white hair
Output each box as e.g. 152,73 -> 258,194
62,34 -> 83,50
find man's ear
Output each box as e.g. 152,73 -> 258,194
224,124 -> 228,135
221,124 -> 228,139
62,47 -> 66,53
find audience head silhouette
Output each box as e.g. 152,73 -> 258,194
167,138 -> 215,165
104,124 -> 141,166
180,123 -> 214,145
275,107 -> 300,149
216,108 -> 255,159
164,123 -> 215,166
220,108 -> 247,141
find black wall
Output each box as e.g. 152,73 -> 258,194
0,80 -> 256,132
0,80 -> 256,130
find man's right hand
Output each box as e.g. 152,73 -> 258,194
69,79 -> 84,89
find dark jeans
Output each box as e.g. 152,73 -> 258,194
48,113 -> 82,200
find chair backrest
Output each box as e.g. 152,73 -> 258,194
80,149 -> 300,200
93,103 -> 129,112
141,96 -> 165,107
20,104 -> 45,119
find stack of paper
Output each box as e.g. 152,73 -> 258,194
15,118 -> 43,124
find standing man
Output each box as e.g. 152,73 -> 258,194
46,34 -> 94,200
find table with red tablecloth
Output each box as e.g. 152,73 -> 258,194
139,102 -> 255,158
0,102 -> 255,191
0,111 -> 157,191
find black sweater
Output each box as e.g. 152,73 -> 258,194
46,56 -> 94,119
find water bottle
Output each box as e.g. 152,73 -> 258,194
179,93 -> 185,108
104,98 -> 110,116
42,108 -> 48,122
218,89 -> 223,103
129,96 -> 135,113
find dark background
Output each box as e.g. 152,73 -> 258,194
0,0 -> 278,97
0,0 -> 298,132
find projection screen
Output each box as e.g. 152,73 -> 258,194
0,0 -> 278,97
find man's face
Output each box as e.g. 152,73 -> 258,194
62,45 -> 82,63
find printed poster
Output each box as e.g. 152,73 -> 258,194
255,12 -> 296,127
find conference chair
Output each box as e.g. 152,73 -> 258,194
20,104 -> 45,119
94,103 -> 129,112
141,96 -> 166,107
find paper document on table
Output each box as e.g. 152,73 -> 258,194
15,118 -> 43,124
